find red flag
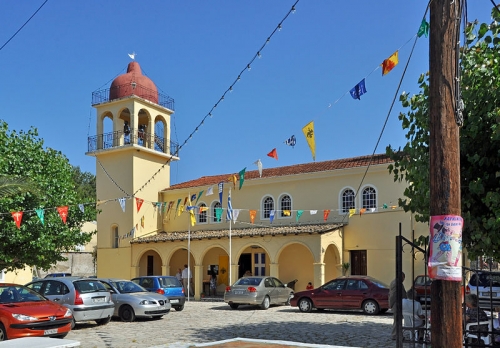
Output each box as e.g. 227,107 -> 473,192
267,148 -> 278,160
57,206 -> 69,224
323,209 -> 330,221
11,211 -> 23,229
136,198 -> 144,212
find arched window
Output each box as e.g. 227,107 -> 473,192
112,226 -> 119,248
212,202 -> 222,223
198,203 -> 207,223
263,196 -> 274,219
342,189 -> 355,214
280,194 -> 291,218
362,186 -> 377,209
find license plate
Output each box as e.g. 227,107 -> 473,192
93,297 -> 105,303
44,329 -> 57,335
425,297 -> 431,302
159,306 -> 166,310
482,292 -> 497,297
170,299 -> 179,303
233,290 -> 244,295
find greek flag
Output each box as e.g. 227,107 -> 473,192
285,135 -> 296,147
227,189 -> 233,221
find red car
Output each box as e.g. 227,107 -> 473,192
290,276 -> 390,315
0,283 -> 73,341
413,275 -> 432,305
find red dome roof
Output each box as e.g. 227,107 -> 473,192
109,62 -> 158,104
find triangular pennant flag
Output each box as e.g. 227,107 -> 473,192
78,204 -> 84,213
360,208 -> 367,216
167,201 -> 174,213
183,196 -> 188,205
349,208 -> 356,217
239,168 -> 246,190
215,207 -> 223,222
269,210 -> 275,223
390,205 -> 398,209
162,202 -> 167,214
199,206 -> 208,213
302,121 -> 316,161
35,208 -> 45,225
232,209 -> 240,223
191,194 -> 197,203
187,206 -> 196,226
11,211 -> 23,229
323,209 -> 330,221
310,210 -> 317,215
136,198 -> 144,212
176,198 -> 181,212
383,204 -> 388,209
283,210 -> 291,216
178,204 -> 184,216
218,182 -> 224,205
382,51 -> 399,76
195,191 -> 204,204
141,216 -> 145,228
249,210 -> 257,224
284,135 -> 296,147
254,159 -> 263,177
296,210 -> 304,222
206,186 -> 214,196
119,197 -> 126,212
131,227 -> 135,238
369,208 -> 376,212
267,148 -> 278,160
417,19 -> 430,38
349,79 -> 367,100
227,175 -> 237,190
57,206 -> 69,224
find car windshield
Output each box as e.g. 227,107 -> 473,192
74,280 -> 107,293
415,276 -> 431,286
368,278 -> 389,289
234,277 -> 262,286
158,277 -> 182,288
112,281 -> 146,293
470,273 -> 500,287
0,285 -> 46,303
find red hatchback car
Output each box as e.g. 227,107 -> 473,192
290,276 -> 390,315
0,283 -> 73,341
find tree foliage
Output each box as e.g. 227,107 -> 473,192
386,8 -> 500,261
0,121 -> 97,272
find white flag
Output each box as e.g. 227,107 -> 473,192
232,209 -> 240,223
254,159 -> 263,177
118,197 -> 126,212
206,186 -> 214,196
78,204 -> 85,213
310,210 -> 318,215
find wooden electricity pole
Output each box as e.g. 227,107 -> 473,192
429,0 -> 462,347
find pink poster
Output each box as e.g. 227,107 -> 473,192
428,215 -> 463,281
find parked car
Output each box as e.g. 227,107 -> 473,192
131,276 -> 185,311
290,275 -> 389,315
94,278 -> 171,321
413,275 -> 432,304
466,271 -> 500,309
224,276 -> 294,310
25,277 -> 114,328
44,273 -> 72,278
0,283 -> 73,341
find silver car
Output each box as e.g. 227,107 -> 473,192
25,277 -> 114,328
224,276 -> 294,310
95,278 -> 171,321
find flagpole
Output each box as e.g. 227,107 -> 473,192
187,192 -> 191,302
229,217 -> 232,286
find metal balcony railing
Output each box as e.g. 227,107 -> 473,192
91,83 -> 175,111
87,129 -> 179,156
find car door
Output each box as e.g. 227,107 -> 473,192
263,277 -> 278,302
314,279 -> 346,308
42,280 -> 71,306
341,279 -> 368,308
271,277 -> 288,303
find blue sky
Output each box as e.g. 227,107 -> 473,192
1,1 -> 495,186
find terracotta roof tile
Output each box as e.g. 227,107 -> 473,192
166,153 -> 391,191
131,223 -> 343,244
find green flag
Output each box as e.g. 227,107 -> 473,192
35,208 -> 45,225
239,167 -> 246,190
195,190 -> 204,204
417,19 -> 429,38
215,207 -> 223,222
296,210 -> 304,222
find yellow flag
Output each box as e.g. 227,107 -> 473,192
382,51 -> 399,76
178,204 -> 184,216
283,210 -> 291,216
141,216 -> 145,227
349,209 -> 356,217
189,209 -> 196,226
359,208 -> 366,216
302,121 -> 316,161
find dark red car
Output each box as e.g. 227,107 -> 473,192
413,275 -> 432,305
290,276 -> 390,315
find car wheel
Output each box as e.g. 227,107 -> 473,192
175,305 -> 184,311
0,323 -> 7,341
260,296 -> 270,310
298,298 -> 313,313
95,317 -> 111,326
119,305 -> 136,322
362,299 -> 380,315
229,303 -> 239,309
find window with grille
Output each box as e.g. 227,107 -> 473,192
280,195 -> 291,218
362,186 -> 377,209
198,203 -> 207,223
263,197 -> 274,219
342,189 -> 355,213
212,202 -> 221,223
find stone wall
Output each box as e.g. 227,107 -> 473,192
37,252 -> 95,278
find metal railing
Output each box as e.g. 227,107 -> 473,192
87,129 -> 179,155
91,83 -> 175,111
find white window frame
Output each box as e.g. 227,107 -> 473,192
197,202 -> 208,224
278,193 -> 292,219
361,185 -> 377,211
260,195 -> 275,220
339,187 -> 356,215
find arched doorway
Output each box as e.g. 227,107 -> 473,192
278,243 -> 314,291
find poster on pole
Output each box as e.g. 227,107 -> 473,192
428,215 -> 463,281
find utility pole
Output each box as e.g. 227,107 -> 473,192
429,0 -> 462,347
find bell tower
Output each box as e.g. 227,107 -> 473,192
86,61 -> 178,279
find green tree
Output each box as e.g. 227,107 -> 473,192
386,8 -> 500,261
0,176 -> 37,197
0,121 -> 97,272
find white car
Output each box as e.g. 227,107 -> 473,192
467,271 -> 500,309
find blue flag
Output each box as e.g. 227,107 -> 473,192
284,135 -> 296,147
226,189 -> 233,221
218,182 -> 224,205
350,79 -> 367,100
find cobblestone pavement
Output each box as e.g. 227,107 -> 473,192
65,300 -> 399,348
